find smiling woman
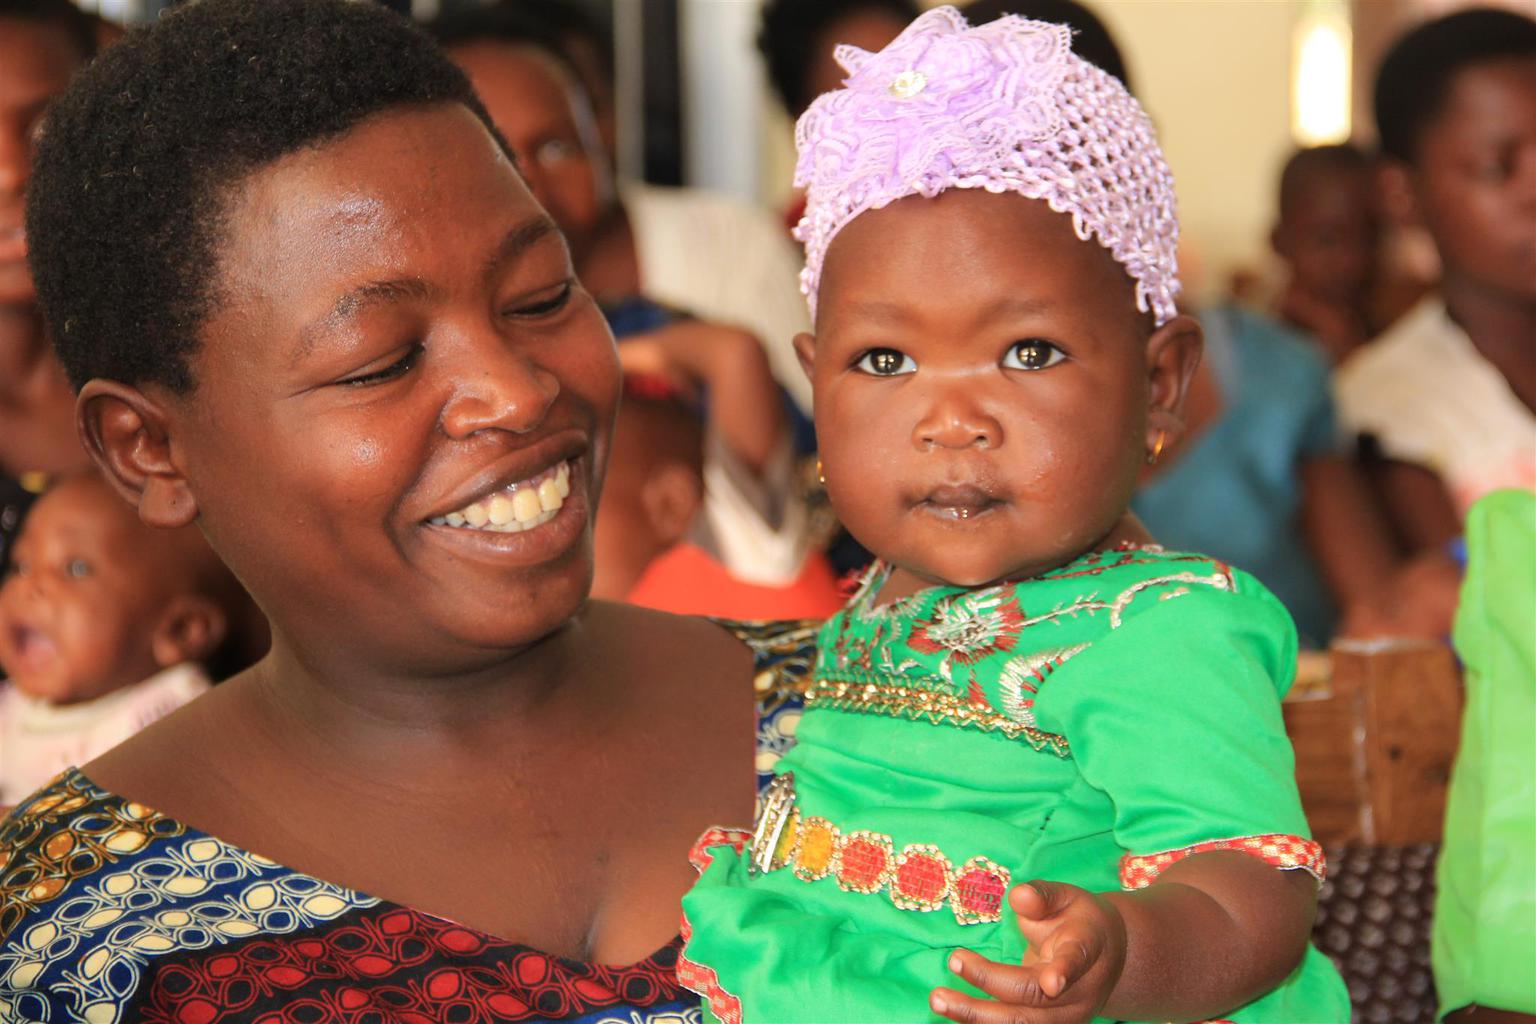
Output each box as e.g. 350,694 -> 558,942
0,1 -> 782,1020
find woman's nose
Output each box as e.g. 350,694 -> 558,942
438,330 -> 559,440
911,383 -> 1003,450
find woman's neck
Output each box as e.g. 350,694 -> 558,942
245,615 -> 592,776
1441,270 -> 1536,413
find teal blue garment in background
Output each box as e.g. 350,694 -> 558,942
1132,304 -> 1338,647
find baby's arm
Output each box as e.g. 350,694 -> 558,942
617,319 -> 786,476
934,849 -> 1315,1023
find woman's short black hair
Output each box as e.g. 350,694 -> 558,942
1373,7 -> 1536,164
757,0 -> 919,117
25,0 -> 497,394
0,0 -> 97,61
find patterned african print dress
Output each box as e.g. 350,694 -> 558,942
0,622 -> 819,1024
680,547 -> 1351,1023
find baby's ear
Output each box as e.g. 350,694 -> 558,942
76,380 -> 198,528
1376,159 -> 1419,228
792,332 -> 817,384
1145,314 -> 1203,448
150,594 -> 228,670
640,463 -> 703,547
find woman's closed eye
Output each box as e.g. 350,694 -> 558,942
505,280 -> 574,319
855,348 -> 916,376
1003,338 -> 1065,371
337,343 -> 422,387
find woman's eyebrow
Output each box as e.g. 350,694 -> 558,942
297,278 -> 436,362
292,216 -> 560,363
480,214 -> 561,281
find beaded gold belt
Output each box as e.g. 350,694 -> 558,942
748,772 -> 1012,926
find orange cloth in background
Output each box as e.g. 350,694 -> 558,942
626,543 -> 845,620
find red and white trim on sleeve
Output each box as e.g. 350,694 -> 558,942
1119,833 -> 1325,891
678,827 -> 752,1024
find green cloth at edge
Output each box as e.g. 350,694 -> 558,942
1435,488 -> 1536,1018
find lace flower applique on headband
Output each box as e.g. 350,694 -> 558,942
793,5 -> 1180,326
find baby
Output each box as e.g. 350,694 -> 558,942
680,10 -> 1348,1022
0,472 -> 232,804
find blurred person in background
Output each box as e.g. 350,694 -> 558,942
962,0 -> 1131,87
0,473 -> 242,806
0,0 -> 96,484
1271,143 -> 1383,366
592,374 -> 842,619
1339,8 -> 1536,556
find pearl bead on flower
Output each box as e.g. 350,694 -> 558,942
888,69 -> 928,98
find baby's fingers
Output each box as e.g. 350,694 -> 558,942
944,949 -> 1056,1006
931,986 -> 1043,1024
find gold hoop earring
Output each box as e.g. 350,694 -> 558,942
816,458 -> 826,485
1147,430 -> 1166,466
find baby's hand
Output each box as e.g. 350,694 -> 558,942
930,881 -> 1127,1023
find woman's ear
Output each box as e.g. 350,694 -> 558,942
77,380 -> 198,528
792,331 -> 817,385
149,594 -> 229,669
1145,314 -> 1203,455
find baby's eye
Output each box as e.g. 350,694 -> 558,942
1004,339 -> 1065,371
855,348 -> 916,376
65,559 -> 91,579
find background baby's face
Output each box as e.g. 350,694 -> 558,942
0,477 -> 168,703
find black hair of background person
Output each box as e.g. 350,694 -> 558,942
428,1 -> 609,91
1374,6 -> 1536,164
0,0 -> 96,59
1276,143 -> 1372,220
24,0 -> 502,396
757,0 -> 920,117
964,0 -> 1131,90
427,3 -> 582,80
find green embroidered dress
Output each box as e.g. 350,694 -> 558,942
680,546 -> 1348,1023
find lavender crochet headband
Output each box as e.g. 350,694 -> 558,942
794,5 -> 1180,325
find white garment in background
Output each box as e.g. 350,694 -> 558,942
0,662 -> 210,806
623,182 -> 813,413
1337,297 -> 1536,516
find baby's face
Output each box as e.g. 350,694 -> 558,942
0,479 -> 165,704
805,190 -> 1159,588
1279,169 -> 1378,302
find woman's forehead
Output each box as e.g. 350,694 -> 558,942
212,106 -> 534,299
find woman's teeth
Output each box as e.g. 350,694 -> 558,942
430,461 -> 571,533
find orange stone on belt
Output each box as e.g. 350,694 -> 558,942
837,833 -> 893,893
893,846 -> 951,910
